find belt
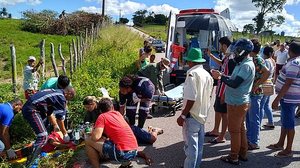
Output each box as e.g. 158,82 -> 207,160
186,113 -> 191,118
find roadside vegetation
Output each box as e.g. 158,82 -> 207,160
0,24 -> 142,167
0,19 -> 74,80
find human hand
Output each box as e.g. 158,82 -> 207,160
177,115 -> 185,127
7,148 -> 17,160
132,92 -> 141,104
210,69 -> 221,79
63,134 -> 70,142
272,98 -> 280,110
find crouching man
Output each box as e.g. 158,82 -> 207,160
85,98 -> 138,168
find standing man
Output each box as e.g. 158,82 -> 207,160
119,75 -> 154,128
0,99 -> 23,160
268,41 -> 300,157
85,98 -> 138,168
211,38 -> 255,165
177,48 -> 213,168
205,36 -> 235,144
246,39 -> 270,150
137,58 -> 170,95
274,43 -> 289,82
23,56 -> 43,99
23,87 -> 75,167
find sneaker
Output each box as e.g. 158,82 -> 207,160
147,114 -> 153,119
26,147 -> 42,167
263,124 -> 275,129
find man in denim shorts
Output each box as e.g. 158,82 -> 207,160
85,98 -> 138,168
268,41 -> 300,158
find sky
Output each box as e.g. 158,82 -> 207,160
1,0 -> 300,37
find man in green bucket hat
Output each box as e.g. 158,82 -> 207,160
177,48 -> 213,168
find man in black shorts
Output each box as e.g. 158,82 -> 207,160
205,37 -> 236,143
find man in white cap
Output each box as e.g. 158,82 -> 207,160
23,56 -> 42,99
137,57 -> 170,95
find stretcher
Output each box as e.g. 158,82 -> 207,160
151,83 -> 183,116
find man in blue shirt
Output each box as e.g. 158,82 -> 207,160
0,99 -> 23,160
211,39 -> 255,165
23,87 -> 75,167
119,75 -> 154,128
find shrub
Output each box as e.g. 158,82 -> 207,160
68,26 -> 142,124
20,10 -> 107,35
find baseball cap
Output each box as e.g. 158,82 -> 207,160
28,56 -> 36,61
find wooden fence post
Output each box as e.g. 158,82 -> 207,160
10,43 -> 17,94
40,39 -> 46,81
58,43 -> 66,75
50,43 -> 59,77
85,28 -> 88,51
69,43 -> 73,78
76,36 -> 81,67
91,23 -> 94,44
72,39 -> 78,71
80,34 -> 84,63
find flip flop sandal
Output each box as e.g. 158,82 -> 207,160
208,138 -> 226,144
274,152 -> 293,158
248,144 -> 260,150
220,155 -> 240,165
205,132 -> 219,137
266,144 -> 284,150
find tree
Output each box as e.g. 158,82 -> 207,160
0,7 -> 11,18
265,15 -> 285,30
252,0 -> 286,34
153,14 -> 167,25
243,24 -> 255,34
132,10 -> 147,26
119,17 -> 129,24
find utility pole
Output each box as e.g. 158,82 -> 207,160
119,9 -> 121,22
102,0 -> 105,17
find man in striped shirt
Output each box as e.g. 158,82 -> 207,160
23,87 -> 75,167
268,41 -> 300,157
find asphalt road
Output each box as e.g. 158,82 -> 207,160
99,51 -> 300,168
98,28 -> 300,168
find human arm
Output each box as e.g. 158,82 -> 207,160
206,49 -> 222,66
177,100 -> 195,126
272,78 -> 293,109
252,66 -> 270,91
0,125 -> 11,150
211,69 -> 244,88
32,60 -> 43,73
91,127 -> 104,142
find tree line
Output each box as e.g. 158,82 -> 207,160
132,10 -> 168,27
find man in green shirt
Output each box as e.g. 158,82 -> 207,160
137,58 -> 170,95
41,75 -> 71,90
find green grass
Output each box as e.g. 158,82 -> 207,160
136,24 -> 167,41
0,19 -> 75,80
137,24 -> 298,44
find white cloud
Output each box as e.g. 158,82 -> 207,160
0,0 -> 41,5
147,4 -> 179,16
215,0 -> 300,36
79,6 -> 101,14
286,0 -> 300,5
81,0 -> 178,17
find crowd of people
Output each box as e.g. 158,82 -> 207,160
0,36 -> 299,168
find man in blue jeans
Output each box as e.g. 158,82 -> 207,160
0,99 -> 23,160
177,48 -> 213,168
246,39 -> 270,150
